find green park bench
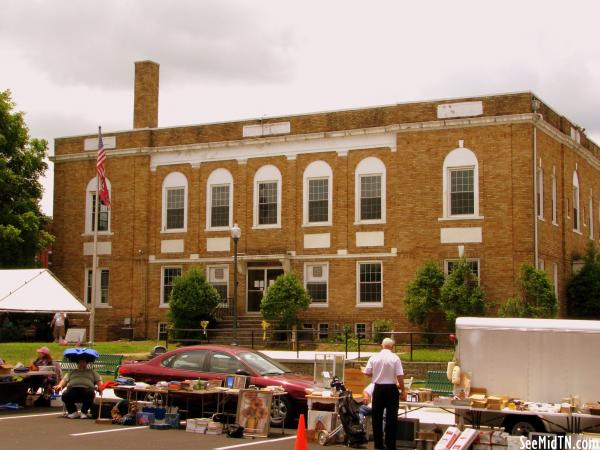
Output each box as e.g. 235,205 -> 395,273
60,354 -> 124,378
424,370 -> 453,396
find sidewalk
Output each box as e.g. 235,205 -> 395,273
260,350 -> 378,362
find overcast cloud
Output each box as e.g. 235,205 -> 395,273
1,0 -> 599,215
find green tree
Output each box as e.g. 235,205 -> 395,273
567,243 -> 600,318
440,258 -> 486,324
260,272 -> 310,329
0,90 -> 54,267
404,260 -> 445,332
499,263 -> 557,318
167,267 -> 221,338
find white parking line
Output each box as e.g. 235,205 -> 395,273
0,412 -> 63,420
70,426 -> 149,436
214,435 -> 296,450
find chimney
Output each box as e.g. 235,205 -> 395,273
133,61 -> 159,129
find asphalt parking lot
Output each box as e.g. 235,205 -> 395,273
0,407 -> 371,450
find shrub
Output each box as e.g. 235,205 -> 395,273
567,243 -> 600,318
404,260 -> 445,332
499,263 -> 557,318
372,319 -> 393,343
260,272 -> 311,329
167,267 -> 221,340
440,258 -> 486,325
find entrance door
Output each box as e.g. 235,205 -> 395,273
246,268 -> 284,313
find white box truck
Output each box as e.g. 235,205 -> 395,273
455,317 -> 600,434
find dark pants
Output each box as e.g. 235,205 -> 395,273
372,384 -> 399,450
62,387 -> 95,414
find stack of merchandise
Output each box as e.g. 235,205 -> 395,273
486,396 -> 508,411
434,426 -> 462,450
206,421 -> 224,435
186,418 -> 210,433
469,394 -> 487,409
472,429 -> 509,450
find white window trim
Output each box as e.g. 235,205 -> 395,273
160,266 -> 182,307
537,163 -> 544,220
207,264 -> 229,306
356,260 -> 383,307
303,161 -> 333,226
161,172 -> 188,233
354,157 -> 386,225
206,168 -> 234,231
442,147 -> 480,220
84,177 -> 112,235
84,267 -> 111,308
158,322 -> 168,340
551,167 -> 558,226
253,165 -> 282,229
305,262 -> 329,308
444,258 -> 481,282
573,171 -> 580,233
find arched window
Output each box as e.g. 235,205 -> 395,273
303,161 -> 332,226
253,165 -> 282,228
442,147 -> 480,218
162,172 -> 188,232
355,157 -> 386,224
206,168 -> 233,230
85,177 -> 111,234
573,171 -> 580,232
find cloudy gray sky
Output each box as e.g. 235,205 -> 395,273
2,0 -> 599,216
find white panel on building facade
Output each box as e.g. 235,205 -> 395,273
440,227 -> 482,244
206,237 -> 231,252
161,239 -> 184,253
356,231 -> 385,247
83,242 -> 112,255
243,122 -> 291,137
84,136 -> 116,151
304,233 -> 331,249
437,101 -> 483,119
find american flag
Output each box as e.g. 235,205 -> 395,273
97,126 -> 110,207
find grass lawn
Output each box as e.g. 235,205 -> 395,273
0,341 -> 159,366
400,348 -> 454,362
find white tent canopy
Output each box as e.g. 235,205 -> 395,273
0,269 -> 89,314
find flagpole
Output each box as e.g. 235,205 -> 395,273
90,126 -> 101,345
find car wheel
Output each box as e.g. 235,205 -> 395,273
503,416 -> 545,435
270,395 -> 294,427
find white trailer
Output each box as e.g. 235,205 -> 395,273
455,317 -> 600,434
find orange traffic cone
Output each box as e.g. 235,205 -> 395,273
294,413 -> 307,450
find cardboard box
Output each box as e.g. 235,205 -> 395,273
308,410 -> 337,433
507,436 -> 522,450
473,444 -> 492,450
434,426 -> 461,450
491,431 -> 509,445
450,428 -> 478,450
477,430 -> 493,444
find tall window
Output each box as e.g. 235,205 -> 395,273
253,165 -> 282,227
573,171 -> 580,232
303,161 -> 332,225
207,168 -> 233,230
590,192 -> 594,239
162,172 -> 188,232
552,167 -> 557,224
161,267 -> 182,305
355,157 -> 386,224
443,147 -> 480,218
86,269 -> 109,305
537,165 -> 544,219
305,263 -> 328,305
258,182 -> 278,225
211,185 -> 230,228
449,168 -> 475,215
166,188 -> 185,229
553,263 -> 558,300
358,262 -> 382,304
208,266 -> 228,305
85,178 -> 111,234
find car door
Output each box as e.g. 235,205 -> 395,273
206,351 -> 253,383
158,349 -> 209,381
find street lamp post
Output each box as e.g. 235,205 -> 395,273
231,223 -> 241,345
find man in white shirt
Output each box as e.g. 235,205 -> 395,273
364,337 -> 406,450
51,312 -> 67,342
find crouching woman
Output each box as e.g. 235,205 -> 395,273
53,359 -> 101,419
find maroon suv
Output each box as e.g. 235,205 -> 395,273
117,344 -> 316,425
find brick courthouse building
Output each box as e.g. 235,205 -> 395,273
51,61 -> 600,340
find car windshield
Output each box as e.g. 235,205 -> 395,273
238,351 -> 291,376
